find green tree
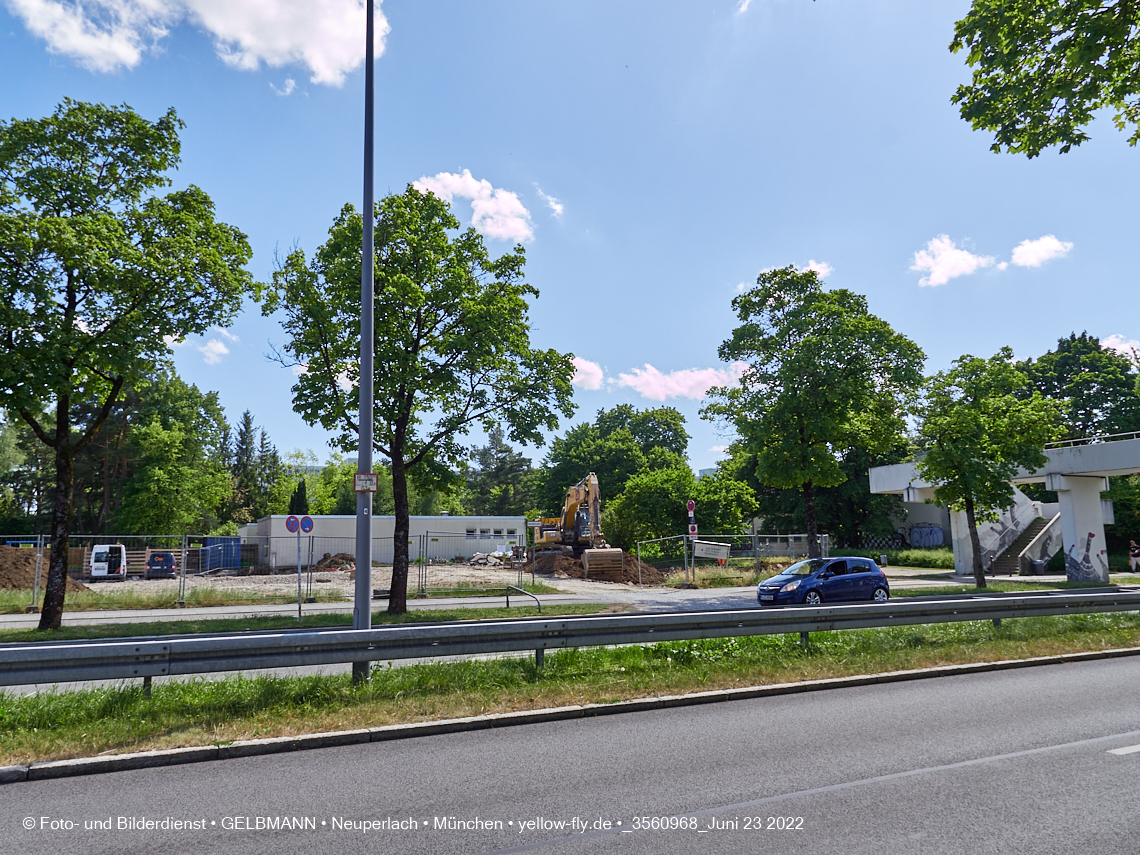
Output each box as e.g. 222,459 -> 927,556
288,477 -> 309,515
467,425 -> 536,516
1017,332 -> 1140,438
539,406 -> 689,514
917,349 -> 1064,586
265,186 -> 575,613
594,404 -> 690,458
117,417 -> 231,535
725,439 -> 908,548
702,266 -> 924,558
950,1 -> 1140,156
0,100 -> 252,629
309,453 -> 358,515
604,466 -> 757,550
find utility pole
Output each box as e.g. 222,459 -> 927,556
353,0 -> 376,684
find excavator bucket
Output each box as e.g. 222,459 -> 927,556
582,548 -> 625,581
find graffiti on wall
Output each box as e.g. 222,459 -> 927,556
1065,532 -> 1109,582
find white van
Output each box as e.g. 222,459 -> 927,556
90,544 -> 127,581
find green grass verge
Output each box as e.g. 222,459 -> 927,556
3,610 -> 1140,765
0,604 -> 611,645
891,580 -> 1112,597
0,586 -> 348,615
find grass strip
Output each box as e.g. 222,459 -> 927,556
0,605 -> 611,644
0,587 -> 347,615
891,581 -> 1115,597
3,610 -> 1140,766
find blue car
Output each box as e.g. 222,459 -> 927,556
757,557 -> 890,606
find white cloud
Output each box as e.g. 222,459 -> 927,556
1102,334 -> 1140,363
736,0 -> 753,13
1011,235 -> 1073,268
4,0 -> 389,85
163,334 -> 187,348
534,185 -> 564,218
570,356 -> 604,390
270,77 -> 296,96
709,445 -> 729,454
198,338 -> 229,364
212,326 -> 240,342
802,259 -> 833,278
414,169 -> 534,242
735,282 -> 747,293
613,362 -> 749,402
911,235 -> 995,287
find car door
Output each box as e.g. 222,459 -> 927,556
844,558 -> 868,599
819,560 -> 855,601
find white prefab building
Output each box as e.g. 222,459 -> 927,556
239,514 -> 526,571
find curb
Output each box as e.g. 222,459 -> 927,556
4,644 -> 1140,784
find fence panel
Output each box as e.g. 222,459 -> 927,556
634,534 -> 831,587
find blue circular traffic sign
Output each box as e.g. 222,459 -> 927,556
300,516 -> 314,533
285,515 -> 299,533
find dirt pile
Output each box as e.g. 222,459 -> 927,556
312,552 -> 355,573
0,545 -> 89,592
528,549 -> 666,585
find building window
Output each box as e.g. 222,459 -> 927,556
493,529 -> 503,537
506,529 -> 516,536
466,529 -> 476,539
480,529 -> 490,538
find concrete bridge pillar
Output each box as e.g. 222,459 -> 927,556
1046,474 -> 1110,583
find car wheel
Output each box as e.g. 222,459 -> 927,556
804,590 -> 822,606
873,586 -> 889,603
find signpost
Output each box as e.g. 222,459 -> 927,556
287,516 -> 314,623
527,520 -> 542,584
684,501 -> 697,587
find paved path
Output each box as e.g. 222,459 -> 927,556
7,656 -> 1140,854
6,567 -> 1119,631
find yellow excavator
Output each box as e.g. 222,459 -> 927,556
535,472 -> 625,578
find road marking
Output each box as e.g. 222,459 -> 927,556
1107,743 -> 1140,756
474,727 -> 1140,855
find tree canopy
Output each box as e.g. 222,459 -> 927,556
466,425 -> 537,517
1017,332 -> 1140,438
265,185 -> 575,613
917,348 -> 1063,585
951,1 -> 1140,156
702,266 -> 924,557
539,405 -> 689,514
0,99 -> 253,628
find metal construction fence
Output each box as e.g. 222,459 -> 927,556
1,530 -> 528,606
633,534 -> 832,586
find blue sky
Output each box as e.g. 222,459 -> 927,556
3,0 -> 1138,473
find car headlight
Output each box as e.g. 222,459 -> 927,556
780,580 -> 800,593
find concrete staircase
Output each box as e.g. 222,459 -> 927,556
987,517 -> 1050,575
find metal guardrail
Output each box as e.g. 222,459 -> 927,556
2,590 -> 1139,687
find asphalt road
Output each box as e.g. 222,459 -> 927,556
5,656 -> 1140,854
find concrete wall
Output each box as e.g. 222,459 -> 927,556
244,514 -> 527,570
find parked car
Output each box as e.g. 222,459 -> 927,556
89,543 -> 127,581
145,552 -> 177,579
757,557 -> 889,606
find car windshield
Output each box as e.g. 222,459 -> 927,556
774,559 -> 831,577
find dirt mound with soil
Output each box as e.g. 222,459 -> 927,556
0,545 -> 89,592
529,549 -> 666,585
312,552 -> 356,573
